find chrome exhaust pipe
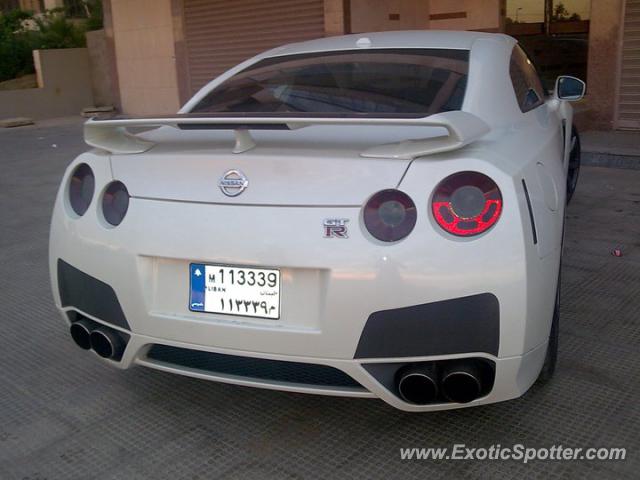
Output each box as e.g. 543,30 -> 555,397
69,318 -> 94,350
397,364 -> 439,405
441,361 -> 483,404
90,326 -> 126,360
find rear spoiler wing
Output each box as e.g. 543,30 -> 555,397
84,111 -> 490,160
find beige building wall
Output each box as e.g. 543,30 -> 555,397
0,48 -> 94,119
429,0 -> 501,31
350,0 -> 430,33
20,0 -> 44,11
349,0 -> 502,34
110,0 -> 180,115
43,0 -> 64,9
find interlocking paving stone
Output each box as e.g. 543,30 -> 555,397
0,119 -> 638,479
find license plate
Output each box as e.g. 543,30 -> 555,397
189,263 -> 280,319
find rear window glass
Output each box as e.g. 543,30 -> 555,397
190,49 -> 469,117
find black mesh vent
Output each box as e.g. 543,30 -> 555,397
146,345 -> 363,389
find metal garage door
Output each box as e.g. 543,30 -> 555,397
183,0 -> 325,95
617,0 -> 640,129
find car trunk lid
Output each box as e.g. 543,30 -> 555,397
91,112 -> 490,206
109,125 -> 446,206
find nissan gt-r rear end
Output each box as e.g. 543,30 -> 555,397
50,31 -> 581,411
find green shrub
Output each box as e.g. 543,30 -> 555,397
85,0 -> 103,31
33,11 -> 87,49
59,0 -> 103,30
0,7 -> 95,83
0,9 -> 36,82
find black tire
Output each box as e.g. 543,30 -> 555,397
566,126 -> 581,204
537,276 -> 560,384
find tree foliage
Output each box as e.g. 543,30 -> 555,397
0,3 -> 103,83
0,10 -> 36,81
551,2 -> 582,22
32,11 -> 87,49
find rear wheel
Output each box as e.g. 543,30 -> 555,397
566,126 -> 581,204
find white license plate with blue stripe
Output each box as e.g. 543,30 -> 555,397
189,263 -> 280,319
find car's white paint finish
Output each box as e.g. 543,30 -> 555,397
50,31 -> 576,411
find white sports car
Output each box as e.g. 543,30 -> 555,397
50,31 -> 585,411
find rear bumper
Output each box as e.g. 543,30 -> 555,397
141,342 -> 547,413
57,260 -> 546,412
54,259 -> 547,411
53,257 -> 548,410
58,305 -> 548,412
49,153 -> 558,411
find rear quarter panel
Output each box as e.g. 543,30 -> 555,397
398,102 -> 565,356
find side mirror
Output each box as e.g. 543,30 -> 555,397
555,76 -> 586,101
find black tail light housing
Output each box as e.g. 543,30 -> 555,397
364,189 -> 417,242
68,163 -> 95,216
102,181 -> 130,226
431,172 -> 502,237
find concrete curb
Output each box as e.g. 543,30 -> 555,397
582,152 -> 640,170
0,117 -> 34,128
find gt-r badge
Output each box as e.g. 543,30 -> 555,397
219,169 -> 249,197
323,218 -> 349,238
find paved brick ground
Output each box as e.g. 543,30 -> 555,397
0,119 -> 638,479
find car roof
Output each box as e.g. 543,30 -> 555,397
264,30 -> 515,58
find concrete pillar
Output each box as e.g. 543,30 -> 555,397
108,0 -> 181,115
581,0 -> 625,130
325,0 -> 348,36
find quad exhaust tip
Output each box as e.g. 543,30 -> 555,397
397,364 -> 439,405
396,360 -> 487,405
69,317 -> 127,360
69,319 -> 93,350
90,327 -> 126,360
440,362 -> 483,404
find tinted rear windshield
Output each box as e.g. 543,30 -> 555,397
190,49 -> 469,117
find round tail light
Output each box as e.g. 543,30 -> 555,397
68,163 -> 95,216
102,181 -> 129,226
364,189 -> 417,242
431,172 -> 502,237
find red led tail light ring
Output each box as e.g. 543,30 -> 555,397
433,199 -> 502,236
431,172 -> 502,237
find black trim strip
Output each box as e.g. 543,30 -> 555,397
178,123 -> 290,131
147,345 -> 364,389
57,259 -> 130,330
522,179 -> 538,245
